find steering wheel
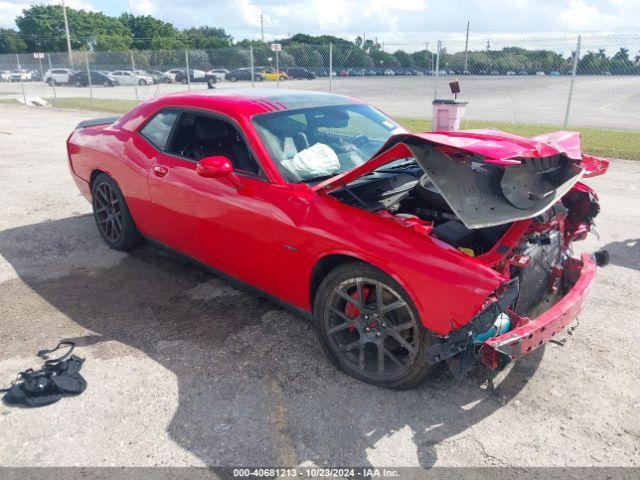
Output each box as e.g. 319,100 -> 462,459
351,135 -> 371,148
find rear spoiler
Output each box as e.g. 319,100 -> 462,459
75,116 -> 120,129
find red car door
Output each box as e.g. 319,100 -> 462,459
145,112 -> 310,304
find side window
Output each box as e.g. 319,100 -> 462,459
166,112 -> 262,176
140,109 -> 180,151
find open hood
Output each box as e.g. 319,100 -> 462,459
313,129 -> 609,229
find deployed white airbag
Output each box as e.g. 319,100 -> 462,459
282,143 -> 340,177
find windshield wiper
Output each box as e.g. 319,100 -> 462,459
299,170 -> 343,183
376,158 -> 417,171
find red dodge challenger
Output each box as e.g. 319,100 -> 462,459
67,89 -> 609,388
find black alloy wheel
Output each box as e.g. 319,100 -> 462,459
94,181 -> 122,243
92,173 -> 142,251
314,263 -> 432,388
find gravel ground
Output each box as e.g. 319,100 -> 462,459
2,75 -> 639,130
0,105 -> 638,468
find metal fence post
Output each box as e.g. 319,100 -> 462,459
16,54 -> 27,106
47,54 -> 57,108
85,51 -> 93,110
250,46 -> 255,87
563,35 -> 581,128
276,49 -> 279,88
130,51 -> 139,101
329,43 -> 333,93
185,50 -> 191,91
433,40 -> 441,99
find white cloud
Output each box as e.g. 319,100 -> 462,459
128,0 -> 154,15
2,0 -> 639,49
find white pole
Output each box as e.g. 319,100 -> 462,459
48,54 -> 57,107
130,51 -> 139,101
434,40 -> 441,99
563,35 -> 581,128
276,49 -> 279,88
250,46 -> 255,87
185,49 -> 191,91
463,21 -> 470,72
85,51 -> 93,109
329,42 -> 333,93
61,0 -> 73,68
16,54 -> 27,106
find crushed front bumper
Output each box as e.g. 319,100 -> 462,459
481,253 -> 596,368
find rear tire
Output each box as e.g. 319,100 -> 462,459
92,173 -> 142,251
138,79 -> 147,86
313,262 -> 432,389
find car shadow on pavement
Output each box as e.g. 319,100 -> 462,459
0,215 -> 544,468
599,238 -> 640,271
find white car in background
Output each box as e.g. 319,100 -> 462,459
0,70 -> 11,82
11,69 -> 32,82
108,70 -> 153,86
163,68 -> 184,82
205,68 -> 229,82
44,68 -> 75,85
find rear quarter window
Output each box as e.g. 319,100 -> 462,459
140,109 -> 180,151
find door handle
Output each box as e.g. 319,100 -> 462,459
153,165 -> 168,177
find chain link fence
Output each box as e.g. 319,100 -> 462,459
1,33 -> 639,135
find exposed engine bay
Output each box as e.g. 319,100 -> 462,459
329,145 -> 604,376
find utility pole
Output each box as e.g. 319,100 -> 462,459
463,21 -> 470,72
61,0 -> 73,67
260,14 -> 264,42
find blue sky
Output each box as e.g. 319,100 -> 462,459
2,0 -> 639,47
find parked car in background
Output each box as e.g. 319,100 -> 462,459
164,68 -> 184,82
518,70 -> 529,75
256,67 -> 288,81
11,69 -> 32,82
44,68 -> 75,85
205,69 -> 229,82
70,70 -> 115,87
283,67 -> 316,79
147,70 -> 173,84
383,69 -> 395,76
0,70 -> 12,82
174,68 -> 207,84
536,71 -> 546,76
108,70 -> 154,86
550,71 -> 561,76
226,68 -> 264,82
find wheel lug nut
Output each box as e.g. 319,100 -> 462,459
373,313 -> 379,318
365,327 -> 370,332
375,331 -> 382,337
364,315 -> 369,320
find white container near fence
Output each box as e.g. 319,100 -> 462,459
432,100 -> 468,131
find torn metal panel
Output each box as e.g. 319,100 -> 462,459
407,144 -> 583,229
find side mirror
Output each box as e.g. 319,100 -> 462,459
196,156 -> 233,178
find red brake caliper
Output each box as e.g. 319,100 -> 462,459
344,287 -> 370,332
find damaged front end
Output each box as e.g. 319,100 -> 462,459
316,128 -> 609,377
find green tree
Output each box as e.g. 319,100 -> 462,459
0,28 -> 28,53
182,26 -> 231,50
16,5 -> 130,52
119,13 -> 178,50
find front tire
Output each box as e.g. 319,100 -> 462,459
313,262 -> 432,389
92,173 -> 142,251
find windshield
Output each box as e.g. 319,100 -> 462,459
252,104 -> 406,182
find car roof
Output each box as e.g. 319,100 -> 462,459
151,88 -> 361,114
117,89 -> 364,133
